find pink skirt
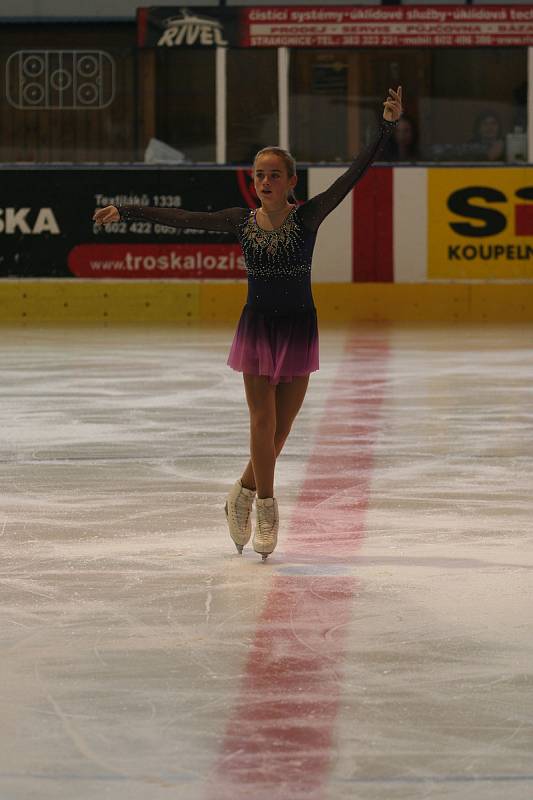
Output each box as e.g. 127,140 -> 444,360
227,305 -> 319,385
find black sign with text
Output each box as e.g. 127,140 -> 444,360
0,166 -> 308,279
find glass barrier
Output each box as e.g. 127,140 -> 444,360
422,48 -> 527,163
289,48 -> 528,164
0,33 -> 528,165
1,45 -> 138,162
155,48 -> 216,163
227,48 -> 278,164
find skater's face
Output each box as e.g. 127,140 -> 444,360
253,154 -> 297,207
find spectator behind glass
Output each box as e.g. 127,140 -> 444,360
381,115 -> 418,161
430,108 -> 507,162
468,110 -> 505,161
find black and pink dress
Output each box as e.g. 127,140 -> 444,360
118,118 -> 398,385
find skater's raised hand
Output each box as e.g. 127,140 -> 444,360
93,205 -> 120,224
383,86 -> 402,122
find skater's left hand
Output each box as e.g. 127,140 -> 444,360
383,86 -> 402,122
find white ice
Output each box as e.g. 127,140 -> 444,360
1,322 -> 532,800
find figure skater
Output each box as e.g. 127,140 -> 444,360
93,86 -> 403,561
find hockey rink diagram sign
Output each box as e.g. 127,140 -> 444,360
428,168 -> 533,280
138,6 -> 533,48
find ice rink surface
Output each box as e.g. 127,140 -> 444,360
1,321 -> 532,800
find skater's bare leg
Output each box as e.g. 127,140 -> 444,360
240,375 -> 310,493
239,463 -> 257,491
242,375 -> 277,499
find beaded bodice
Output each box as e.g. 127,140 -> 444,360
236,206 -> 315,314
241,208 -> 304,275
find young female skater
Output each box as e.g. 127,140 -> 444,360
93,86 -> 403,561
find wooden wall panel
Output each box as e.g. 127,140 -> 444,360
0,24 -> 137,162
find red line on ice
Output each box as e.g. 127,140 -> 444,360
207,334 -> 389,800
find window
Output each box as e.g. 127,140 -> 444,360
289,47 -> 527,164
155,48 -> 216,162
0,32 -> 136,162
424,48 -> 527,163
226,48 -> 278,164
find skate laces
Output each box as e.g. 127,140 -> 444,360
234,489 -> 254,528
257,502 -> 277,542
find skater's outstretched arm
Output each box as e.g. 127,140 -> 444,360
298,86 -> 403,232
92,205 -> 246,233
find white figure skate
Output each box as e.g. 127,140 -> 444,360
253,497 -> 279,561
224,479 -> 256,554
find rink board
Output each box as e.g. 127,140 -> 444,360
1,280 -> 533,323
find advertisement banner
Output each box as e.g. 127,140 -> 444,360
138,6 -> 533,49
0,167 -> 307,279
428,168 -> 533,280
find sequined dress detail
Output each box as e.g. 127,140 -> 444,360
117,119 -> 398,383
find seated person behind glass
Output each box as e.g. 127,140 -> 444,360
381,115 -> 418,161
431,110 -> 505,162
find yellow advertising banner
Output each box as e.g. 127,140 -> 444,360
428,168 -> 533,280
